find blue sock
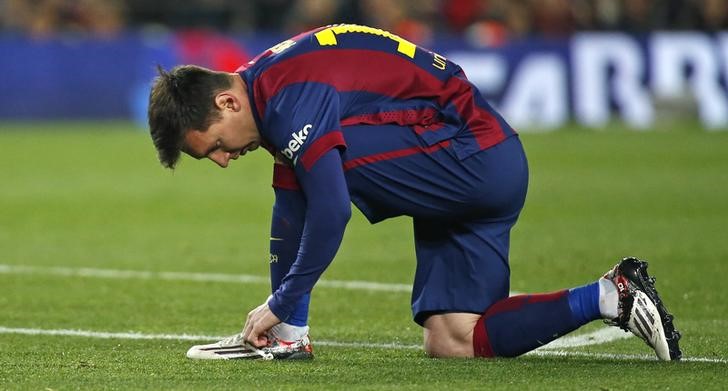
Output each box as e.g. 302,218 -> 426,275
567,281 -> 601,324
269,188 -> 310,326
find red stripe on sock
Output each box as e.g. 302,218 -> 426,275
527,290 -> 568,303
482,295 -> 528,318
472,315 -> 495,358
480,290 -> 567,319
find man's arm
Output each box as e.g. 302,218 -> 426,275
243,149 -> 351,346
269,170 -> 309,326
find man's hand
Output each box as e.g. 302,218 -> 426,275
242,301 -> 281,348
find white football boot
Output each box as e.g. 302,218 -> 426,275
186,329 -> 313,360
603,257 -> 682,361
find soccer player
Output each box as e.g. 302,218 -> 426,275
147,24 -> 681,360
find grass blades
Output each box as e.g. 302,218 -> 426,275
1,122 -> 727,389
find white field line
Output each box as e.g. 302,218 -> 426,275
0,326 -> 620,350
537,327 -> 632,349
6,264 -> 721,363
0,326 -> 724,363
527,350 -> 727,364
0,264 -> 413,293
0,326 -> 419,350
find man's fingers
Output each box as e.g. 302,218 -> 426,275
241,302 -> 278,348
242,313 -> 254,341
248,333 -> 265,348
248,321 -> 264,347
254,335 -> 269,348
243,318 -> 261,345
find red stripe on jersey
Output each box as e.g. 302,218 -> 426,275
340,108 -> 447,136
253,49 -> 506,151
272,163 -> 299,190
299,131 -> 346,171
448,83 -> 506,150
343,140 -> 450,171
340,107 -> 438,127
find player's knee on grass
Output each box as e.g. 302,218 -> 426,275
422,313 -> 480,358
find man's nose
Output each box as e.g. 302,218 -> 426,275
209,151 -> 230,168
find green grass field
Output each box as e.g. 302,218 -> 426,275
1,121 -> 727,389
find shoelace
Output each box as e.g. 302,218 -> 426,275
220,333 -> 245,347
219,333 -> 275,360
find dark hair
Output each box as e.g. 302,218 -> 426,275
147,65 -> 233,168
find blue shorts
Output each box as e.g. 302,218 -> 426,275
341,125 -> 529,325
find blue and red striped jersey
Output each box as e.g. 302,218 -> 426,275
237,24 -> 516,172
235,25 -> 521,321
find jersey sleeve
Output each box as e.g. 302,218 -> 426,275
267,149 -> 351,322
262,83 -> 346,171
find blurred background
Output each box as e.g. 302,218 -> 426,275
1,0 -> 727,130
2,4 -> 728,380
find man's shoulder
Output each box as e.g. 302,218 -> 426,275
240,27 -> 330,76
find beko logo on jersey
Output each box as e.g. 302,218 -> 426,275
282,124 -> 312,160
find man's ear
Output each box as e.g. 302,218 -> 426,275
214,92 -> 241,112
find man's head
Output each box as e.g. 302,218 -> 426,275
148,65 -> 260,169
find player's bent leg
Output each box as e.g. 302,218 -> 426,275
467,257 -> 682,360
422,313 -> 480,357
471,289 -> 590,358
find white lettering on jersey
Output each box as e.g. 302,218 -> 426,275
282,124 -> 313,162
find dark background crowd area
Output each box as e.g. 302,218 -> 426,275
1,0 -> 727,45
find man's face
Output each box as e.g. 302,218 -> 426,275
183,90 -> 260,168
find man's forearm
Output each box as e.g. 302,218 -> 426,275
268,150 -> 351,322
268,186 -> 311,325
